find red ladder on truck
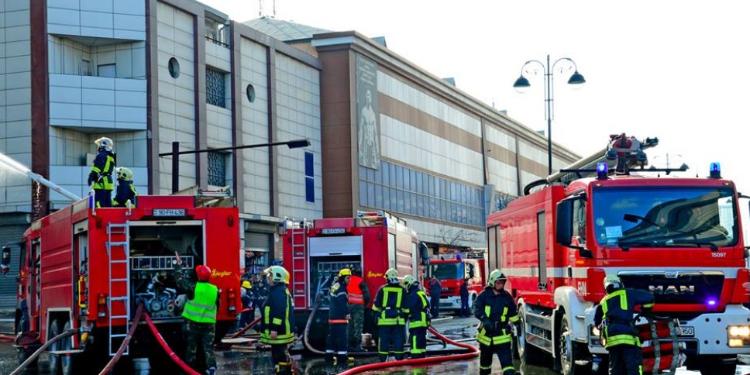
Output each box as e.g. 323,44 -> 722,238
290,226 -> 308,309
106,222 -> 131,356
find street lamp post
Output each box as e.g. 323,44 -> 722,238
513,54 -> 586,175
159,139 -> 311,193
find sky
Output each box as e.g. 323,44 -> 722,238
204,0 -> 750,195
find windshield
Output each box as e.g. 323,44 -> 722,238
431,263 -> 463,279
593,186 -> 738,248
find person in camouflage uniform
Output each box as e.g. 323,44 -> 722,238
175,252 -> 219,375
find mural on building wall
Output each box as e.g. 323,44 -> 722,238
356,54 -> 380,170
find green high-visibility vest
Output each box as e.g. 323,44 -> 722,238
182,282 -> 218,324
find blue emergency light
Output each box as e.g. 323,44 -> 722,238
596,162 -> 608,180
709,162 -> 721,179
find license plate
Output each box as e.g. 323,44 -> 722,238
678,326 -> 695,337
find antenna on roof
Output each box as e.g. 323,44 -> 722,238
258,0 -> 263,17
273,0 -> 277,18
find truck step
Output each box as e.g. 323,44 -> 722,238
110,297 -> 129,301
110,260 -> 128,264
110,334 -> 128,338
110,278 -> 128,282
107,242 -> 128,247
110,315 -> 129,319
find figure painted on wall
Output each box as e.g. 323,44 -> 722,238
358,89 -> 379,169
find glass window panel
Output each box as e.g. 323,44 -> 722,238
375,184 -> 383,209
391,164 -> 398,188
383,188 -> 391,210
397,190 -> 405,212
411,171 -> 418,192
367,182 -> 375,207
359,182 -> 368,206
305,177 -> 315,203
410,192 -> 417,215
382,163 -> 390,186
415,171 -> 422,193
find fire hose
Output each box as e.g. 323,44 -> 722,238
98,304 -> 145,375
335,326 -> 479,375
9,329 -> 77,375
230,316 -> 261,339
143,312 -> 201,375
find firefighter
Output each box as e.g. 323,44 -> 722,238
594,275 -> 655,375
326,271 -> 350,368
474,269 -> 519,375
372,268 -> 409,361
402,274 -> 430,359
346,267 -> 370,351
88,137 -> 116,208
260,265 -> 295,375
174,254 -> 219,375
112,167 -> 137,207
238,280 -> 253,328
429,276 -> 442,318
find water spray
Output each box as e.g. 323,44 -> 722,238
0,152 -> 80,201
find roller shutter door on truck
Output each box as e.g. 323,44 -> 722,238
0,220 -> 27,309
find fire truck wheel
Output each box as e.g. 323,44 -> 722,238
515,309 -> 545,365
697,356 -> 736,375
558,317 -> 590,375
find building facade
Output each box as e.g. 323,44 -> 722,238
0,0 -> 324,306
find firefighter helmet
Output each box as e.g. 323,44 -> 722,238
94,137 -> 114,152
487,269 -> 508,287
604,275 -> 623,291
385,268 -> 400,284
338,268 -> 352,277
195,265 -> 212,282
401,274 -> 416,288
241,280 -> 251,289
116,167 -> 134,181
265,265 -> 289,284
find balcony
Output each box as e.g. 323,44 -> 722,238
49,74 -> 146,131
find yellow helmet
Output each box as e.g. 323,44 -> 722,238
94,137 -> 114,151
241,280 -> 251,289
401,274 -> 416,288
385,268 -> 399,284
115,167 -> 134,181
338,268 -> 352,277
487,269 -> 508,286
264,265 -> 289,284
604,275 -> 622,291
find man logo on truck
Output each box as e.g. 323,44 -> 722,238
648,284 -> 696,295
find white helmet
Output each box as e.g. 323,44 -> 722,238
604,275 -> 623,291
116,167 -> 134,181
94,137 -> 114,152
385,268 -> 400,284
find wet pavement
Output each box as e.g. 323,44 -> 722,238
1,316 -> 749,374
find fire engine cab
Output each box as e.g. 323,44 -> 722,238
10,193 -> 241,374
426,251 -> 486,310
282,211 -> 424,344
487,134 -> 750,375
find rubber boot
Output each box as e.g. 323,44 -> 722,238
336,355 -> 348,370
205,367 -> 216,375
275,362 -> 292,375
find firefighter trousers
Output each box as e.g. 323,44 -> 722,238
479,342 -> 515,375
608,344 -> 643,375
271,344 -> 292,374
94,189 -> 112,208
378,325 -> 405,361
326,323 -> 348,364
409,327 -> 427,358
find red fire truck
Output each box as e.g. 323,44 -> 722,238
282,211 -> 424,344
486,135 -> 750,375
426,252 -> 486,311
10,194 -> 241,374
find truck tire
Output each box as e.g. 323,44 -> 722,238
697,356 -> 736,375
516,309 -> 545,365
559,317 -> 590,375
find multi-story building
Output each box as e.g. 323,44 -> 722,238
247,18 -> 579,252
0,1 -> 323,306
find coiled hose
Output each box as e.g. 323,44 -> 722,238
9,329 -> 77,375
98,304 -> 145,375
335,326 -> 479,375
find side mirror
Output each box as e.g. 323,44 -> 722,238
556,199 -> 574,247
1,246 -> 11,275
419,242 -> 430,266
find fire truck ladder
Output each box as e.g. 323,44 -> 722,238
106,222 -> 131,356
290,223 -> 308,308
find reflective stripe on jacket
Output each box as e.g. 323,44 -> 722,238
260,283 -> 295,345
406,285 -> 430,328
474,287 -> 518,346
372,284 -> 409,326
182,282 -> 218,324
598,288 -> 655,348
91,151 -> 115,190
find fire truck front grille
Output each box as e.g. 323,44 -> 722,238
619,272 -> 724,305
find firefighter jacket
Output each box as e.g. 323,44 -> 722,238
594,288 -> 655,348
260,283 -> 296,345
182,282 -> 219,324
474,287 -> 519,346
372,284 -> 409,326
405,284 -> 430,328
347,275 -> 370,305
113,180 -> 137,207
88,150 -> 116,190
328,281 -> 350,324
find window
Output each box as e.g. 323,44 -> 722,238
304,152 -> 314,203
97,64 -> 116,78
207,152 -> 226,186
246,84 -> 256,103
206,67 -> 226,107
168,57 -> 180,78
572,198 -> 586,245
80,59 -> 91,76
